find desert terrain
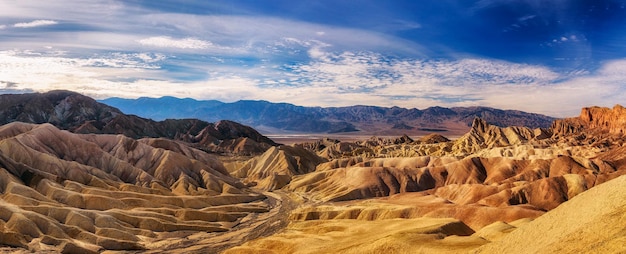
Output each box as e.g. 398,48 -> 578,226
0,92 -> 625,253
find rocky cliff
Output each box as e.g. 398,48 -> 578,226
552,104 -> 626,136
579,105 -> 626,134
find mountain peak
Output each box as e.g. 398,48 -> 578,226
471,117 -> 489,132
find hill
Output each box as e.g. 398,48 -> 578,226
226,104 -> 626,253
0,90 -> 624,253
0,122 -> 272,253
0,91 -> 277,155
99,97 -> 556,135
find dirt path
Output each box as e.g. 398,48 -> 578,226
209,190 -> 300,253
139,190 -> 299,254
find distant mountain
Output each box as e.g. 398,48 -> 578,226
0,91 -> 277,155
100,96 -> 224,119
100,97 -> 556,135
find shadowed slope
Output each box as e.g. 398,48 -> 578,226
286,154 -> 624,210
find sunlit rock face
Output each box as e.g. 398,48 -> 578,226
579,105 -> 626,135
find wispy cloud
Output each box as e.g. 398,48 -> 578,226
138,36 -> 213,49
14,19 -> 58,28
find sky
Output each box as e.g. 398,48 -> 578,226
1,0 -> 625,117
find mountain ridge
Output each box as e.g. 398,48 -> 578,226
100,96 -> 556,135
0,90 -> 277,155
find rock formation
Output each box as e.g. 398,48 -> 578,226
0,122 -> 270,252
229,104 -> 626,253
231,146 -> 327,190
0,91 -> 624,253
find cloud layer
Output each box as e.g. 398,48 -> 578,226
0,1 -> 624,118
2,46 -> 624,117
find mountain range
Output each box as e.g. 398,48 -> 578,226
0,90 -> 276,155
100,97 -> 556,135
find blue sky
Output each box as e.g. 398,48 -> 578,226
1,0 -> 625,116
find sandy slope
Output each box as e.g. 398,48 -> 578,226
474,174 -> 626,253
225,217 -> 485,254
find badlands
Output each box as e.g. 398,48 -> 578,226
0,91 -> 625,253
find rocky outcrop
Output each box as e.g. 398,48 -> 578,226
579,105 -> 626,134
419,133 -> 450,144
294,138 -> 341,152
551,104 -> 626,137
232,146 -> 327,190
452,118 -> 550,155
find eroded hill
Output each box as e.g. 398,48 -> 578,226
226,105 -> 626,254
0,122 -> 276,253
0,91 -> 624,253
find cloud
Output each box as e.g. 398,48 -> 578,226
0,2 -> 622,118
0,81 -> 19,88
256,48 -> 621,116
137,36 -> 213,49
518,15 -> 536,22
0,50 -> 166,90
0,25 -> 5,29
0,2 -> 425,60
14,19 -> 58,28
1,47 -> 624,117
284,49 -> 559,92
